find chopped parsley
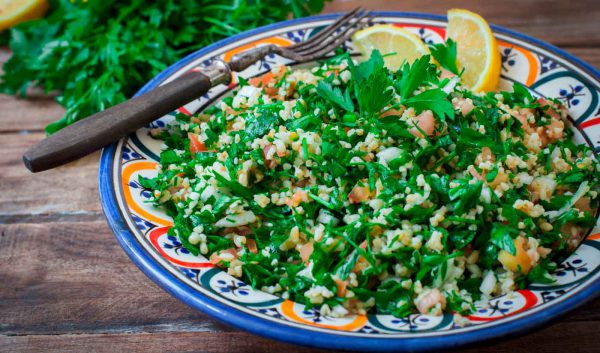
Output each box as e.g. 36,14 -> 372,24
141,50 -> 599,319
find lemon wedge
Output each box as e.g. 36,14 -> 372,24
446,8 -> 501,92
0,0 -> 49,31
352,24 -> 430,70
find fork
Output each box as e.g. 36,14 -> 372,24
23,8 -> 372,173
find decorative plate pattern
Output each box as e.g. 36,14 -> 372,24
99,13 -> 600,352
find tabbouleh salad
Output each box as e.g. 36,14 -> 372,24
140,47 -> 599,319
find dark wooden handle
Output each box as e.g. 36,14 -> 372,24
22,71 -> 213,172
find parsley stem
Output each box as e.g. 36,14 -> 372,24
307,192 -> 336,210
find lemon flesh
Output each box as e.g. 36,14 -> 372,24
447,9 -> 501,92
352,24 -> 430,70
0,0 -> 49,31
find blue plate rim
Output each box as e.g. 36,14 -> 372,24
99,11 -> 600,352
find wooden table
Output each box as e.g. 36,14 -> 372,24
1,1 -> 599,352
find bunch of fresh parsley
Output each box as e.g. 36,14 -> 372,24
0,0 -> 327,134
316,49 -> 455,123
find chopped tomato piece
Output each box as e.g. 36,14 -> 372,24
286,190 -> 309,208
380,108 -> 403,118
359,240 -> 367,250
188,133 -> 207,154
498,236 -> 532,274
468,165 -> 485,181
225,106 -> 242,116
249,71 -> 280,96
334,278 -> 348,297
299,240 -> 314,263
440,68 -> 457,80
209,248 -> 238,265
352,256 -> 369,273
409,110 -> 436,138
352,241 -> 369,274
324,69 -> 340,77
348,184 -> 371,204
209,253 -> 220,264
246,239 -> 258,254
453,97 -> 474,116
249,72 -> 275,88
537,97 -> 564,120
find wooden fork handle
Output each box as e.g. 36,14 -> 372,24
23,62 -> 231,173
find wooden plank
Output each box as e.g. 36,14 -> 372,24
0,332 -> 323,353
2,320 -> 600,353
0,133 -> 101,216
324,0 -> 600,47
0,94 -> 64,133
0,221 -> 227,335
0,48 -> 65,133
1,220 -> 599,336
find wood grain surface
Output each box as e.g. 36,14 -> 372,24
1,1 -> 599,352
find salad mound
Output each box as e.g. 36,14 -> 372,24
141,49 -> 599,319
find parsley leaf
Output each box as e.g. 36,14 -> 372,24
245,108 -> 279,139
160,150 -> 183,164
502,82 -> 536,106
449,230 -> 475,250
375,116 -> 415,139
396,55 -> 435,100
429,39 -> 459,74
352,50 -> 394,116
213,172 -> 253,199
490,223 -> 517,255
353,49 -> 385,82
316,80 -> 354,112
403,88 -> 455,121
527,261 -> 557,284
449,179 -> 483,214
457,127 -> 496,149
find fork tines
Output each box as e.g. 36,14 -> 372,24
229,8 -> 373,70
287,7 -> 373,59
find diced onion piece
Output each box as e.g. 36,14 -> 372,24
376,147 -> 403,163
317,209 -> 339,225
544,181 -> 589,220
215,211 -> 257,228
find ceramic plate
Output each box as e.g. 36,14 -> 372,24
99,12 -> 600,352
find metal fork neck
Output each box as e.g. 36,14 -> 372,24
195,60 -> 232,86
229,45 -> 279,72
